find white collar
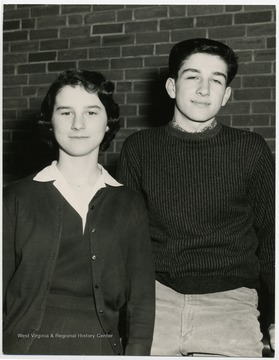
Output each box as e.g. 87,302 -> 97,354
33,161 -> 122,233
33,160 -> 122,188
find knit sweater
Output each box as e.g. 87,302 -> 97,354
117,122 -> 275,322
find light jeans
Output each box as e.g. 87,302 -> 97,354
151,281 -> 264,357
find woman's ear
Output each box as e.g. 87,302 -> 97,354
165,77 -> 176,99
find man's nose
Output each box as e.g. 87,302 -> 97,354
196,80 -> 210,96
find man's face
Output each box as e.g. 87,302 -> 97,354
166,52 -> 232,125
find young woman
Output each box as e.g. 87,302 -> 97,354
3,69 -> 155,356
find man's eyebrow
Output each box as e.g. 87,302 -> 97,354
182,68 -> 227,80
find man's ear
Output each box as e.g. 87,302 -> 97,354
221,86 -> 232,106
165,77 -> 176,99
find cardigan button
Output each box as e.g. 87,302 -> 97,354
91,255 -> 96,260
95,284 -> 100,289
91,228 -> 96,233
99,309 -> 104,314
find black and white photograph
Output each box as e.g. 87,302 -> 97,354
1,1 -> 276,358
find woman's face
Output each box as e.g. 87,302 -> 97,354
51,85 -> 108,158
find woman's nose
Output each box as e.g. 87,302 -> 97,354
71,114 -> 85,130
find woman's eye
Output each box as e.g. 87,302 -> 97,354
61,111 -> 71,116
87,111 -> 96,116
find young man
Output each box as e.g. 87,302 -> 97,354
117,38 -> 275,357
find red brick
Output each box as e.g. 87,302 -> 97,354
254,49 -> 275,62
70,37 -> 101,49
30,5 -> 60,17
117,9 -> 133,22
172,29 -> 206,42
251,101 -> 275,114
238,62 -> 272,75
84,11 -> 116,24
169,6 -> 186,17
78,59 -> 109,70
229,38 -> 265,50
3,75 -> 28,86
3,87 -> 21,97
3,30 -> 28,42
4,53 -> 28,64
247,23 -> 275,36
94,23 -> 123,35
3,20 -> 20,31
234,89 -> 271,101
144,56 -> 168,68
29,51 -> 56,62
134,6 -> 168,19
11,41 -> 39,52
136,31 -> 169,44
243,75 -> 275,88
116,81 -> 132,92
61,5 -> 92,14
22,19 -> 36,29
3,98 -> 28,109
68,15 -> 83,26
252,127 -> 275,139
37,16 -> 66,29
60,26 -> 90,38
18,63 -> 46,74
58,49 -> 88,61
125,21 -> 157,33
196,14 -> 232,27
126,68 -> 155,80
89,46 -> 120,59
160,18 -> 194,31
235,11 -> 272,24
111,58 -> 143,70
209,25 -> 245,39
103,34 -> 134,46
232,115 -> 270,127
30,29 -> 58,40
225,5 -> 243,12
219,102 -> 250,115
40,39 -> 69,51
48,61 -> 76,72
122,45 -> 153,57
3,7 -> 30,20
188,5 -> 225,16
3,65 -> 16,75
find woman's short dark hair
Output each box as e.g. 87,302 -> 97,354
169,38 -> 238,86
40,69 -> 120,151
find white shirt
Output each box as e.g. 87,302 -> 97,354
33,161 -> 122,232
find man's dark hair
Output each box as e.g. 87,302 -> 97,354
40,69 -> 120,151
169,38 -> 238,86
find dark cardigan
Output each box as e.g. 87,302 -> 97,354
3,177 -> 155,355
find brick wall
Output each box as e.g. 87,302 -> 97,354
3,4 -> 276,182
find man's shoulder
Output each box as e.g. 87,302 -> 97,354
221,124 -> 268,147
124,126 -> 166,144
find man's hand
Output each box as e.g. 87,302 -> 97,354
268,324 -> 275,351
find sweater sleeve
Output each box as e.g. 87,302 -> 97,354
247,139 -> 275,325
124,196 -> 155,355
116,134 -> 142,193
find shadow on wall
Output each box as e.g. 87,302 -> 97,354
4,111 -> 57,185
146,68 -> 174,128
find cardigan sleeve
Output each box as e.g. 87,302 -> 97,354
3,186 -> 17,315
247,139 -> 275,325
116,134 -> 142,193
124,196 -> 155,355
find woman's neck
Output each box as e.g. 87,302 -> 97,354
57,152 -> 101,187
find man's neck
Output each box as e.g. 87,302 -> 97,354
172,117 -> 217,133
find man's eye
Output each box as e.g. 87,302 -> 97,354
213,79 -> 222,84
